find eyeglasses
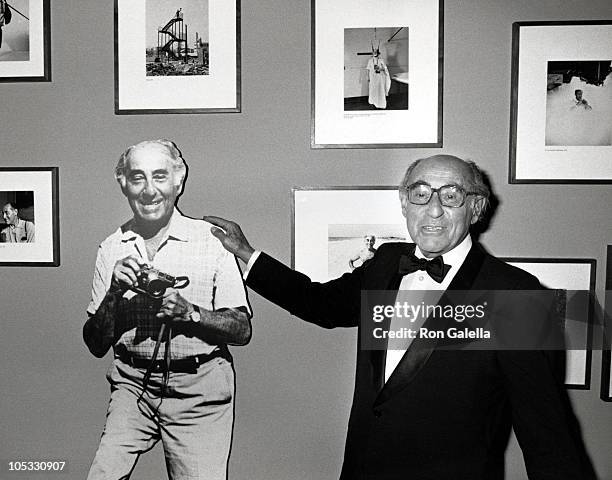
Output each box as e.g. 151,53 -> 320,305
404,182 -> 478,208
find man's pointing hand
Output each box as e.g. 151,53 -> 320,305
204,216 -> 255,263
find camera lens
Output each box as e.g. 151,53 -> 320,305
148,279 -> 166,298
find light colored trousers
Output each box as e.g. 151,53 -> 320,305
87,357 -> 235,480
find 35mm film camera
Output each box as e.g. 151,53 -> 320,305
132,266 -> 190,299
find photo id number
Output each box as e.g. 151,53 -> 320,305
6,460 -> 67,473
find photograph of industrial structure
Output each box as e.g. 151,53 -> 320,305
145,0 -> 209,76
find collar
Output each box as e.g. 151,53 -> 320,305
9,218 -> 25,230
414,234 -> 472,271
120,208 -> 190,243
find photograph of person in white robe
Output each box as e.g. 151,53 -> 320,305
366,50 -> 391,108
343,27 -> 409,111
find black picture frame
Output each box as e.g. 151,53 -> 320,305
0,0 -> 51,83
509,20 -> 612,184
601,245 -> 612,401
502,257 -> 596,389
0,167 -> 59,266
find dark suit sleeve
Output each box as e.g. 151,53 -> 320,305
496,276 -> 596,479
246,252 -> 363,328
498,350 -> 595,479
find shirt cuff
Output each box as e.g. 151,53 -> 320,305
243,250 -> 261,280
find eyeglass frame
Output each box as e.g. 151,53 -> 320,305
401,181 -> 481,208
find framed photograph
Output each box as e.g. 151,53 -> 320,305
311,0 -> 443,148
114,0 -> 240,114
293,187 -> 409,281
0,167 -> 59,266
509,21 -> 612,183
501,258 -> 596,389
602,245 -> 612,401
0,0 -> 51,82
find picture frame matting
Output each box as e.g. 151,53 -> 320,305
114,0 -> 241,114
0,166 -> 59,266
0,0 -> 51,83
310,0 -> 443,148
509,20 -> 612,184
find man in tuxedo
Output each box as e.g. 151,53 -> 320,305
204,155 -> 594,479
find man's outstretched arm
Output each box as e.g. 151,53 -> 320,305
203,215 -> 362,329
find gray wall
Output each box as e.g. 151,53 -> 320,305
1,1 -> 611,479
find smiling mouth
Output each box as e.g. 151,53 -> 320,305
421,226 -> 445,232
140,199 -> 163,209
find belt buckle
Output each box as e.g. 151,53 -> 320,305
152,362 -> 163,373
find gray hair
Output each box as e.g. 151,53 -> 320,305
115,139 -> 187,187
399,155 -> 490,221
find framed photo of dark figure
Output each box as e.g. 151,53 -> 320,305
509,21 -> 612,183
501,258 -> 596,389
311,0 -> 443,148
0,0 -> 51,82
0,167 -> 59,266
602,245 -> 612,401
115,0 -> 241,114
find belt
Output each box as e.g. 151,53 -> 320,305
116,348 -> 228,374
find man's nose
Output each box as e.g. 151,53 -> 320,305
426,192 -> 444,218
142,180 -> 156,197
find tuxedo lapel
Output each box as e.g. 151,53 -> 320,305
446,243 -> 486,292
369,244 -> 415,392
374,243 -> 487,406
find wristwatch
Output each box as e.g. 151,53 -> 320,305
189,305 -> 201,323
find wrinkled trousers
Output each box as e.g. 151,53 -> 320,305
87,357 -> 235,480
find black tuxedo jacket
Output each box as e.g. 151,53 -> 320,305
247,242 -> 594,480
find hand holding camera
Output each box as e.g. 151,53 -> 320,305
133,265 -> 189,299
156,291 -> 198,322
112,255 -> 190,299
111,255 -> 148,292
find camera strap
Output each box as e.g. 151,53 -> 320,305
173,276 -> 190,290
138,320 -> 171,403
163,325 -> 172,396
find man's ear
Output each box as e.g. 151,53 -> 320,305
117,177 -> 128,196
470,196 -> 485,224
399,190 -> 409,218
174,173 -> 186,196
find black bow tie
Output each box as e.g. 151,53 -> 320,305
398,254 -> 451,283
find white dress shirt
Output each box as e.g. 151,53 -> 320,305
243,250 -> 261,279
384,235 -> 472,382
